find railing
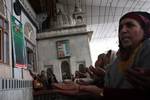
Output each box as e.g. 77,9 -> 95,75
33,90 -> 58,100
33,90 -> 102,100
0,78 -> 33,100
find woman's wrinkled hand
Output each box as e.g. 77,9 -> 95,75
52,83 -> 79,90
80,85 -> 103,96
125,68 -> 150,89
52,83 -> 80,95
52,83 -> 103,96
89,66 -> 105,76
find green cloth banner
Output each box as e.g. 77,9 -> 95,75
11,16 -> 27,69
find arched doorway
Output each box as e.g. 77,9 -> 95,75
79,64 -> 86,73
61,61 -> 71,80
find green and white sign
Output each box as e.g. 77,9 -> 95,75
11,16 -> 27,68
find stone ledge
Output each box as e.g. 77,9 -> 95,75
37,31 -> 93,40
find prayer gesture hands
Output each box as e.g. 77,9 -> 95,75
125,67 -> 150,89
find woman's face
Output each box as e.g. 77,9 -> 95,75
119,18 -> 144,49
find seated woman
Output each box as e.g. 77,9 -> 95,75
52,11 -> 150,97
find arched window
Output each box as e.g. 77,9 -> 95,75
24,22 -> 34,41
79,64 -> 86,73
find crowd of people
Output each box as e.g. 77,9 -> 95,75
29,68 -> 58,91
31,11 -> 150,98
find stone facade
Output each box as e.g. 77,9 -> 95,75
37,25 -> 92,81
